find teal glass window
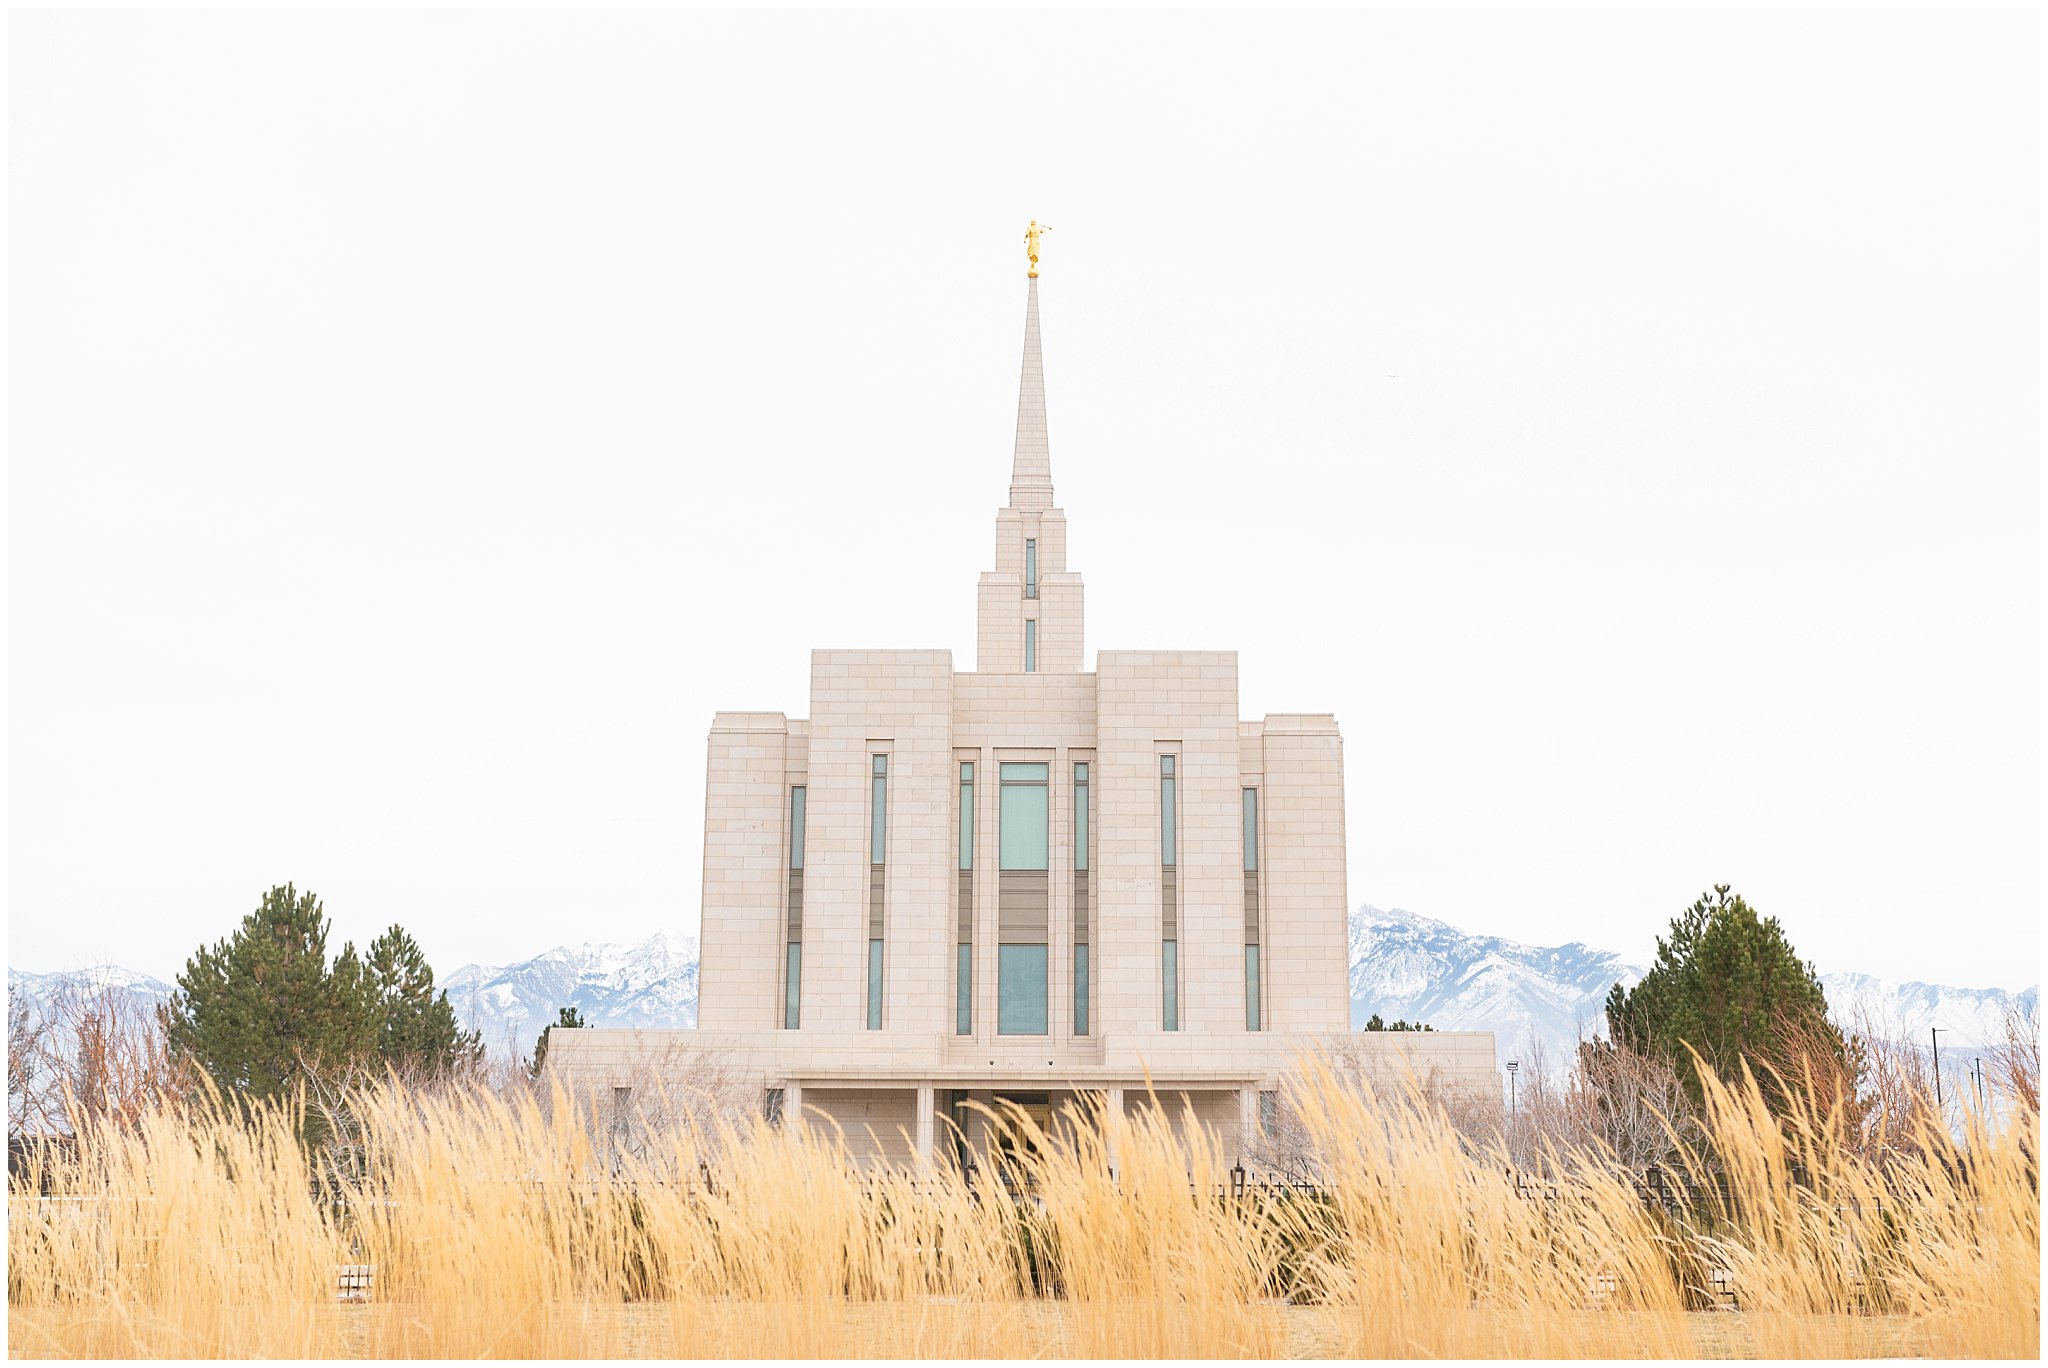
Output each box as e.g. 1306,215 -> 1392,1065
1245,944 -> 1261,1031
1242,788 -> 1257,871
1000,764 -> 1049,870
790,786 -> 807,869
867,939 -> 883,1030
870,756 -> 887,864
958,760 -> 974,1036
1074,943 -> 1089,1036
998,943 -> 1049,1035
1162,939 -> 1179,1031
959,763 -> 974,871
784,943 -> 801,1030
957,944 -> 972,1036
1160,756 -> 1177,866
1024,619 -> 1037,672
1074,763 -> 1089,872
1025,539 -> 1038,599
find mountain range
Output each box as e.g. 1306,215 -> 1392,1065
1345,905 -> 2035,1063
443,932 -> 700,1058
11,908 -> 2033,1067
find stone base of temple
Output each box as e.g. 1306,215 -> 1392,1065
547,1026 -> 1499,1171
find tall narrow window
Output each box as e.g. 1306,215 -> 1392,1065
1000,764 -> 1049,866
792,785 -> 807,870
1162,939 -> 1179,1033
1243,787 -> 1261,1032
1024,619 -> 1037,673
1024,538 -> 1038,599
785,943 -> 802,1030
784,785 -> 805,1030
1074,944 -> 1089,1036
998,762 -> 1049,1034
957,944 -> 972,1036
1073,761 -> 1090,1037
1161,755 -> 1179,1032
959,763 -> 975,871
1075,764 -> 1090,873
957,761 -> 974,1036
1160,756 -> 1177,865
868,756 -> 887,1031
867,940 -> 884,1031
870,755 -> 888,864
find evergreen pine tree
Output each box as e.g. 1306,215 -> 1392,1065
1605,884 -> 1847,1111
162,884 -> 369,1098
364,925 -> 483,1078
531,1005 -> 586,1078
162,886 -> 481,1100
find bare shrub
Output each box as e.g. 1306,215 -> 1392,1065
1991,998 -> 2039,1116
1244,1086 -> 1318,1182
8,993 -> 52,1137
8,977 -> 194,1139
522,1035 -> 761,1175
1829,1000 -> 1942,1166
1255,1027 -> 1697,1182
1244,1035 -> 1504,1180
601,1037 -> 759,1172
1561,1036 -> 1696,1174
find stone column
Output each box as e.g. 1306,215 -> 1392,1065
1238,1086 -> 1258,1163
914,1084 -> 936,1163
784,1082 -> 804,1142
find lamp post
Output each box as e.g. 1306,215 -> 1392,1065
1930,1027 -> 1945,1110
1505,1060 -> 1519,1114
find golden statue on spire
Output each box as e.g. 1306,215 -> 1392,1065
1025,219 -> 1051,278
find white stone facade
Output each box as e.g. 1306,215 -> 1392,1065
551,274 -> 1496,1166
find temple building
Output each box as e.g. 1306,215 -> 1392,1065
551,234 -> 1496,1165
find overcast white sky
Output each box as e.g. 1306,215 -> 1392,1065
9,8 -> 2040,992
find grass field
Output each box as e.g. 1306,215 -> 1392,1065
8,1057 -> 2037,1359
3,1303 -> 1960,1360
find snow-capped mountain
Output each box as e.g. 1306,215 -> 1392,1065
12,914 -> 2030,1072
1347,905 -> 1642,1062
1347,905 -> 2038,1065
1816,971 -> 2037,1051
444,932 -> 700,1055
8,965 -> 176,1018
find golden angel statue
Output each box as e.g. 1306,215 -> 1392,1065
1025,219 -> 1051,277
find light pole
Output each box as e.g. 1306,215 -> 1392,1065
1930,1027 -> 1945,1110
1505,1060 -> 1519,1115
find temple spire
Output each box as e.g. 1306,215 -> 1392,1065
1009,274 -> 1053,509
980,234 -> 1080,675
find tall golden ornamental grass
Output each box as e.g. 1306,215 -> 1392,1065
8,1055 -> 2037,1359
